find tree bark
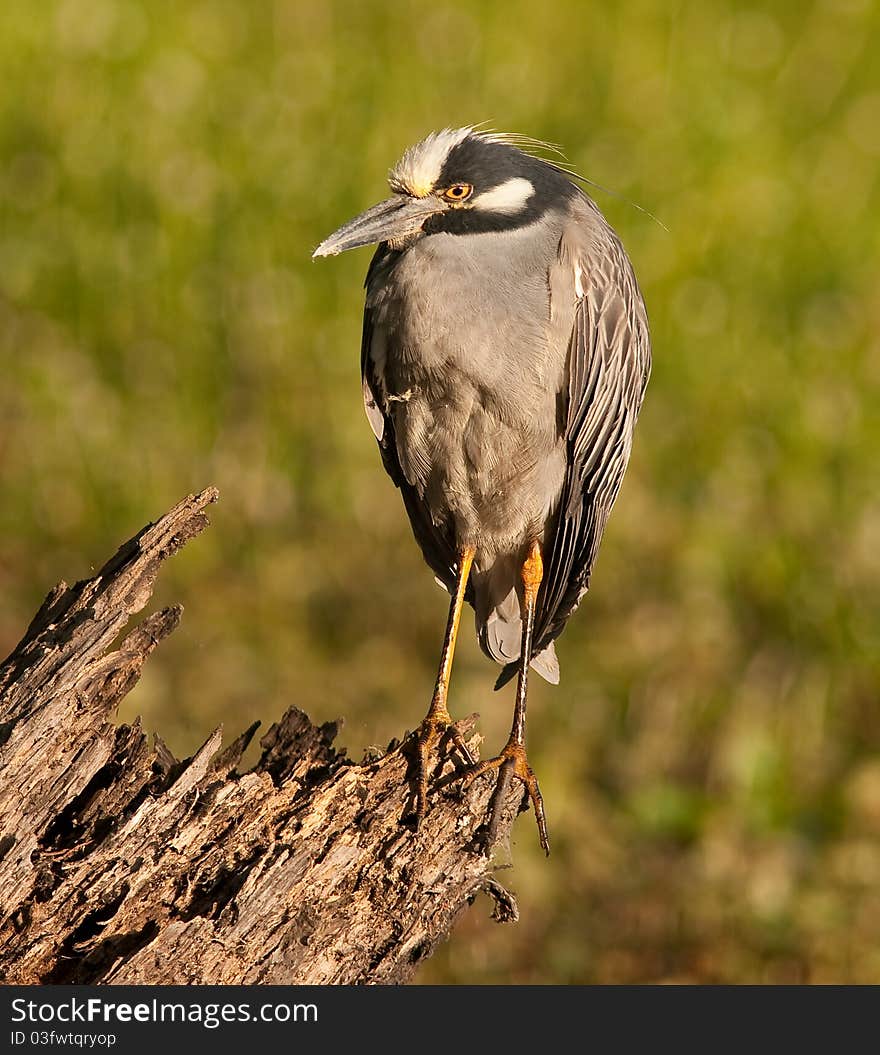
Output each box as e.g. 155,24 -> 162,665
0,489 -> 522,985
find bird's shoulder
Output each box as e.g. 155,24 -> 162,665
557,194 -> 650,334
549,196 -> 651,419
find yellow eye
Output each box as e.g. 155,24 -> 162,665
442,183 -> 473,203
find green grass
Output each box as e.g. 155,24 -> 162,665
1,0 -> 879,983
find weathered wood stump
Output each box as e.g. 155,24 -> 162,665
0,489 -> 521,985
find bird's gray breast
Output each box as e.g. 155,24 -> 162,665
365,220 -> 572,559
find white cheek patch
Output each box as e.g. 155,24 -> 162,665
471,177 -> 535,214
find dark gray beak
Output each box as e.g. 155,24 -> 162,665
312,194 -> 443,258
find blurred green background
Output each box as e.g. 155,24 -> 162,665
1,0 -> 879,983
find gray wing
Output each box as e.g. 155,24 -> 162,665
532,225 -> 651,661
360,247 -> 460,593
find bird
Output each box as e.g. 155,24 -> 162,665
313,127 -> 651,854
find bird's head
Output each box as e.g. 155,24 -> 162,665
312,126 -> 577,258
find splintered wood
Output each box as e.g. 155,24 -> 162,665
0,489 -> 521,985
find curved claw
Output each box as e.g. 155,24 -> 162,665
462,741 -> 550,856
412,715 -> 475,825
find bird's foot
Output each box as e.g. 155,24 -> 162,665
462,740 -> 550,856
409,708 -> 475,826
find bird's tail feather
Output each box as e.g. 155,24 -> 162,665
473,559 -> 561,688
494,643 -> 560,690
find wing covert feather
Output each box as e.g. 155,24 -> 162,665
533,231 -> 651,655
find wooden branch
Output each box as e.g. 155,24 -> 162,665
0,489 -> 522,985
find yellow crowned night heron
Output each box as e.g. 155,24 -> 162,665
314,127 -> 651,854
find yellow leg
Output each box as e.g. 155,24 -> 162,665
463,540 -> 550,855
413,546 -> 476,825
